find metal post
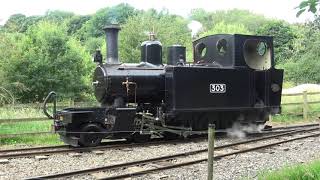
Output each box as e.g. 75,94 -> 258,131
207,124 -> 215,180
303,91 -> 308,120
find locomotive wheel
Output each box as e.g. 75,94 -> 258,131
79,124 -> 103,147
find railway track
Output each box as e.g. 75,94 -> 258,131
0,138 -> 202,159
1,123 -> 315,159
26,125 -> 320,179
1,123 -> 318,159
0,144 -> 69,154
264,123 -> 319,131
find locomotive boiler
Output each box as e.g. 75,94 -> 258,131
43,24 -> 283,147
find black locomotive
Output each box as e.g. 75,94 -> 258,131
43,24 -> 283,147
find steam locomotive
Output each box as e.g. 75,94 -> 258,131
43,24 -> 283,147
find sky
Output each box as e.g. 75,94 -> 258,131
0,0 -> 315,25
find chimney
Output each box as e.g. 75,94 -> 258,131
103,24 -> 121,64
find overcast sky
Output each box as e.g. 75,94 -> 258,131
0,0 -> 315,25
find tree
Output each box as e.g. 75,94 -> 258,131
6,21 -> 93,102
200,21 -> 251,37
283,34 -> 320,83
118,11 -> 192,63
21,16 -> 43,32
0,32 -> 27,103
77,3 -> 137,40
43,10 -> 74,22
190,9 -> 269,34
281,15 -> 320,83
296,0 -> 319,16
3,14 -> 27,33
84,37 -> 105,55
65,15 -> 91,35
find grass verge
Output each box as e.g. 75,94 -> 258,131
259,160 -> 320,180
0,121 -> 62,146
0,134 -> 62,146
0,107 -> 61,146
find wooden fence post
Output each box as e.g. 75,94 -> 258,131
207,124 -> 215,180
303,91 -> 308,120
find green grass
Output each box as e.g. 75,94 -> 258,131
0,120 -> 62,145
0,106 -> 43,119
0,121 -> 51,134
259,160 -> 320,180
0,134 -> 62,145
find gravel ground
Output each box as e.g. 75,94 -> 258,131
1,132 -> 320,180
136,136 -> 320,180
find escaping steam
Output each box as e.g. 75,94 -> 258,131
226,122 -> 264,139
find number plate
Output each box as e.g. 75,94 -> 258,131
210,84 -> 226,93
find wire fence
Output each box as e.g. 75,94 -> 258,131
1,92 -> 320,138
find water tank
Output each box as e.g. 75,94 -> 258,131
141,40 -> 162,65
167,45 -> 186,65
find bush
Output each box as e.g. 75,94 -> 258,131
6,21 -> 94,102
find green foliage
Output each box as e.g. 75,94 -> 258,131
296,0 -> 319,16
0,32 -> 27,96
65,15 -> 91,35
190,9 -> 268,34
78,3 -> 137,39
119,11 -> 191,63
283,33 -> 320,83
84,37 -> 105,55
280,17 -> 320,83
6,21 -> 93,102
200,21 -> 251,37
43,10 -> 74,22
3,14 -> 28,33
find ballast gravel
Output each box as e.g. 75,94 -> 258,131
1,134 -> 320,180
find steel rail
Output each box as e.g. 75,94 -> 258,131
267,123 -> 319,131
0,137 -> 207,159
0,140 -> 128,154
26,127 -> 319,179
0,145 -> 69,154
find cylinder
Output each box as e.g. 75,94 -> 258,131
104,24 -> 121,64
167,45 -> 186,65
141,40 -> 162,65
